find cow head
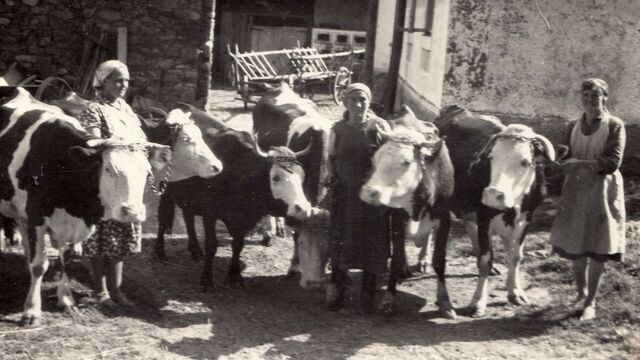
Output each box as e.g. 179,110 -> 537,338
297,208 -> 330,289
71,139 -> 170,222
162,108 -> 223,181
477,124 -> 555,210
253,136 -> 312,219
360,107 -> 443,215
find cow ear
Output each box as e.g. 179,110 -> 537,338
68,146 -> 100,166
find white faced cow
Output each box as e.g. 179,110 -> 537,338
0,87 -> 169,326
360,106 -> 457,318
463,124 -> 556,317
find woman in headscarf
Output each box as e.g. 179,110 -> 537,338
77,60 -> 147,308
550,78 -> 626,321
325,83 -> 394,314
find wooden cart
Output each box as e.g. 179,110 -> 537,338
227,45 -> 364,109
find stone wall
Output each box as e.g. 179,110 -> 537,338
0,0 -> 207,107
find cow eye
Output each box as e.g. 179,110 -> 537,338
180,136 -> 192,143
521,159 -> 532,167
402,159 -> 412,166
272,175 -> 281,182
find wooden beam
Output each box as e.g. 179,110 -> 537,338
363,0 -> 378,86
117,27 -> 127,64
196,0 -> 216,108
382,0 -> 407,116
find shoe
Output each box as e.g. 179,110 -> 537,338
96,292 -> 118,309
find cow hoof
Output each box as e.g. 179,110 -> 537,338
508,293 -> 529,306
19,315 -> 40,327
261,235 -> 272,247
469,306 -> 487,318
489,265 -> 502,276
223,275 -> 244,289
439,307 -> 457,319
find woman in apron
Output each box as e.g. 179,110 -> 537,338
550,78 -> 626,320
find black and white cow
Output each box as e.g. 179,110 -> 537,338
435,105 -> 558,317
252,82 -> 332,288
0,87 -> 169,326
152,105 -> 313,289
360,106 -> 457,318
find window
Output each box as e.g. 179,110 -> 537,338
404,0 -> 435,36
317,33 -> 330,42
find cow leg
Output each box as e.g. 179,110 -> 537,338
433,217 -> 456,319
200,216 -> 218,291
225,225 -> 245,288
20,224 -> 48,327
261,216 -> 276,246
380,273 -> 397,316
504,221 -> 529,306
468,211 -> 493,318
463,212 -> 500,276
56,245 -> 77,314
183,210 -> 203,261
155,193 -> 175,260
411,231 -> 432,276
287,230 -> 301,277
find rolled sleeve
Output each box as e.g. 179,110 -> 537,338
597,116 -> 626,174
77,104 -> 103,133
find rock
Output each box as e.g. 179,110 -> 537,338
157,59 -> 173,70
173,10 -> 200,21
97,9 -> 121,21
0,17 -> 10,25
21,0 -> 38,6
52,8 -> 74,20
15,54 -> 37,63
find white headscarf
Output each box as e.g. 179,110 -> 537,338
92,60 -> 129,89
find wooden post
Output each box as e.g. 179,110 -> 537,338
363,0 -> 378,87
117,27 -> 127,64
196,0 -> 216,109
382,0 -> 407,117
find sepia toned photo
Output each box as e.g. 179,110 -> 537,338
0,0 -> 638,358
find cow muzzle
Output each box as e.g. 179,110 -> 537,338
360,185 -> 391,206
119,204 -> 146,222
481,187 -> 513,210
199,161 -> 222,178
289,202 -> 312,219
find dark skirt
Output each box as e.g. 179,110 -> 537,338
330,184 -> 391,274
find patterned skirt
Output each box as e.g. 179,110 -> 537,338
83,219 -> 142,259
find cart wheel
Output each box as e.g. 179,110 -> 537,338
332,67 -> 351,105
35,76 -> 73,101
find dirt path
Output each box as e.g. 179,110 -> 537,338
0,89 -> 635,359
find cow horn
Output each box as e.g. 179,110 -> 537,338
252,132 -> 270,158
294,138 -> 314,158
533,134 -> 555,162
476,134 -> 499,160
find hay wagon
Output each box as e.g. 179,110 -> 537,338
227,45 -> 364,109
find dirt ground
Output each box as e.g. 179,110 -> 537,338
0,89 -> 638,359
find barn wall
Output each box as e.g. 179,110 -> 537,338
442,0 -> 640,121
0,0 -> 207,107
314,0 -> 369,30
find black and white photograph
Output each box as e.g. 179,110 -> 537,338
0,0 -> 638,358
